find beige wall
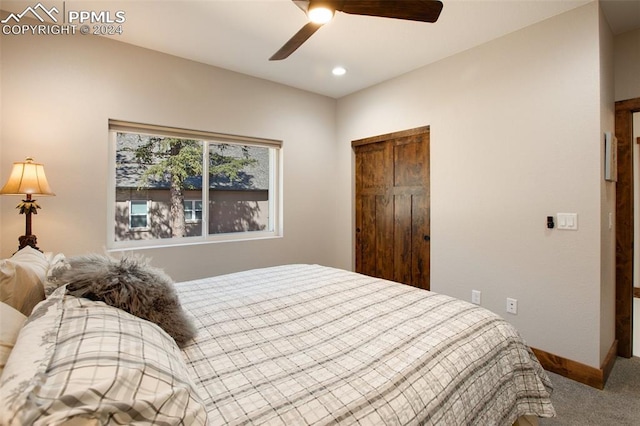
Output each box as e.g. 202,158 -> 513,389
335,3 -> 613,368
613,27 -> 640,102
0,20 -> 341,280
598,3 -> 616,368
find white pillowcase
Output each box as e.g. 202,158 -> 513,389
0,246 -> 48,315
44,252 -> 67,296
0,301 -> 27,378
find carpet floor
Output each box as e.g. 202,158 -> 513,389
539,356 -> 640,425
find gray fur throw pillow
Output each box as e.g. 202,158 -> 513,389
49,253 -> 196,347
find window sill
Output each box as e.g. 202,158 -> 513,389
107,232 -> 282,252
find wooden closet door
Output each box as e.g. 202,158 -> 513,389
353,127 -> 430,290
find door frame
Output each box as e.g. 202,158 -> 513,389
615,97 -> 640,357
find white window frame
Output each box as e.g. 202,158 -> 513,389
107,120 -> 283,250
129,200 -> 150,230
184,199 -> 203,223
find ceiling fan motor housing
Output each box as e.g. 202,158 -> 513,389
307,1 -> 336,24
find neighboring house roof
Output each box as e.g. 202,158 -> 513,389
115,133 -> 270,191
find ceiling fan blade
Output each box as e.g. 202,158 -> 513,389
338,0 -> 443,23
292,0 -> 309,13
270,21 -> 323,61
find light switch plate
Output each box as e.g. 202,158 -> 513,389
557,213 -> 578,230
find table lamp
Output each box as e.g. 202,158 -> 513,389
0,157 -> 55,251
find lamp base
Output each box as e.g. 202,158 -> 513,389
18,234 -> 41,252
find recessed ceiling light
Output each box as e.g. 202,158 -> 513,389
332,66 -> 347,76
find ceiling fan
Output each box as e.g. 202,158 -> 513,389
270,0 -> 444,61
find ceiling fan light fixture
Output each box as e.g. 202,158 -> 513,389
308,5 -> 334,24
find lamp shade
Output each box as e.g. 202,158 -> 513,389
0,157 -> 55,196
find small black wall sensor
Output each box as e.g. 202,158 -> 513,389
547,216 -> 555,229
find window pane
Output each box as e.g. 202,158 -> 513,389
208,144 -> 270,235
195,201 -> 203,221
184,201 -> 194,220
129,201 -> 148,229
130,215 -> 147,229
131,201 -> 148,215
115,133 -> 203,241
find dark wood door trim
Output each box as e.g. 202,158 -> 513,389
615,97 -> 640,358
352,126 -> 430,147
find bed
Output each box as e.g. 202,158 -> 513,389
0,248 -> 555,425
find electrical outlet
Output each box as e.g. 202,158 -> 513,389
471,290 -> 481,305
506,298 -> 518,314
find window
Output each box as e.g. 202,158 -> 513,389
184,200 -> 202,222
109,120 -> 282,248
129,200 -> 149,229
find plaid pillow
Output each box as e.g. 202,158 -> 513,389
0,286 -> 207,425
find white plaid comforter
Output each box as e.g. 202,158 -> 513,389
176,264 -> 555,425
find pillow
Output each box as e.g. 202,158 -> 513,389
0,301 -> 27,377
48,253 -> 196,347
43,252 -> 68,296
0,286 -> 208,425
0,246 -> 48,315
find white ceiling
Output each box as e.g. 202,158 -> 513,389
2,0 -> 639,98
